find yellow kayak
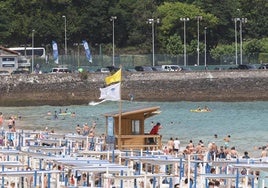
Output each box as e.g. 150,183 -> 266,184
190,109 -> 211,113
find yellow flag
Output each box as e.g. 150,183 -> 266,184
105,68 -> 122,85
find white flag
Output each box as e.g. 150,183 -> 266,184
99,83 -> 121,101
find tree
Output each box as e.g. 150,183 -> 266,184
157,2 -> 218,54
194,0 -> 241,45
210,44 -> 235,64
244,39 -> 263,63
166,34 -> 183,55
240,0 -> 268,39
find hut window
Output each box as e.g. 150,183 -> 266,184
131,120 -> 140,134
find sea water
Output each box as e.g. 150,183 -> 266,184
1,101 -> 267,157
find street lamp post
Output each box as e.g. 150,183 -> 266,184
239,18 -> 247,65
110,16 -> 117,67
32,29 -> 35,73
147,18 -> 160,67
62,15 -> 67,56
196,16 -> 202,66
180,18 -> 190,67
204,27 -> 207,67
234,18 -> 239,65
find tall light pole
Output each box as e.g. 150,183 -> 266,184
234,18 -> 239,65
62,15 -> 67,56
110,16 -> 117,67
239,18 -> 247,65
196,16 -> 202,66
204,27 -> 207,67
147,18 -> 160,67
32,29 -> 35,73
180,17 -> 189,67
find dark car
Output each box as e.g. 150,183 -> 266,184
237,64 -> 256,70
106,66 -> 120,73
134,66 -> 153,72
152,66 -> 164,71
180,67 -> 192,71
229,64 -> 256,70
11,69 -> 30,74
259,64 -> 268,69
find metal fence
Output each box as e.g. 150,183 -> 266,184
35,53 -> 262,72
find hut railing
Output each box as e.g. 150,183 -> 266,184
115,134 -> 162,150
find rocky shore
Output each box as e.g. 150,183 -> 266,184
0,70 -> 268,106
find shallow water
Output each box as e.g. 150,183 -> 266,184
1,101 -> 267,157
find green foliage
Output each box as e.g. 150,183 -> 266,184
157,1 -> 218,54
259,38 -> 268,52
0,0 -> 267,60
165,34 -> 183,55
244,39 -> 263,55
210,44 -> 235,60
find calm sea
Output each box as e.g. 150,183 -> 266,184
1,101 -> 267,157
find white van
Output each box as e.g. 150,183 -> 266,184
51,67 -> 71,73
161,65 -> 182,71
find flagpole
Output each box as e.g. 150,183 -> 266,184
118,67 -> 122,150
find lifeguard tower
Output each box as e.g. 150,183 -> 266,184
103,106 -> 162,150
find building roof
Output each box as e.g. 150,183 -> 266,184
103,106 -> 161,118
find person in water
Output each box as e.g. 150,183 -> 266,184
203,106 -> 211,111
54,111 -> 58,119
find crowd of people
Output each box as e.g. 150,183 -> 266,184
148,121 -> 268,161
160,133 -> 268,160
75,121 -> 96,137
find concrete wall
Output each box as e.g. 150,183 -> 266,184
0,70 -> 268,106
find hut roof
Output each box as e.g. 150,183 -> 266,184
103,106 -> 161,118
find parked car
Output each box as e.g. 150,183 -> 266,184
229,64 -> 257,70
96,68 -> 110,73
106,66 -> 120,73
259,64 -> 268,69
0,70 -> 11,76
126,68 -> 137,72
11,69 -> 30,74
152,66 -> 164,71
134,66 -> 153,72
237,64 -> 257,70
180,67 -> 192,71
162,65 -> 182,71
51,67 -> 71,73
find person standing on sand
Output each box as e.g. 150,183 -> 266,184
83,123 -> 90,136
173,137 -> 181,153
230,146 -> 239,158
0,112 -> 3,127
167,137 -> 174,154
242,151 -> 250,159
7,117 -> 13,131
188,140 -> 195,153
261,146 -> 267,158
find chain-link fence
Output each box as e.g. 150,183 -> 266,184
35,52 -> 262,73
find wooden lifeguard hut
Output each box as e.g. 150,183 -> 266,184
103,106 -> 162,150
